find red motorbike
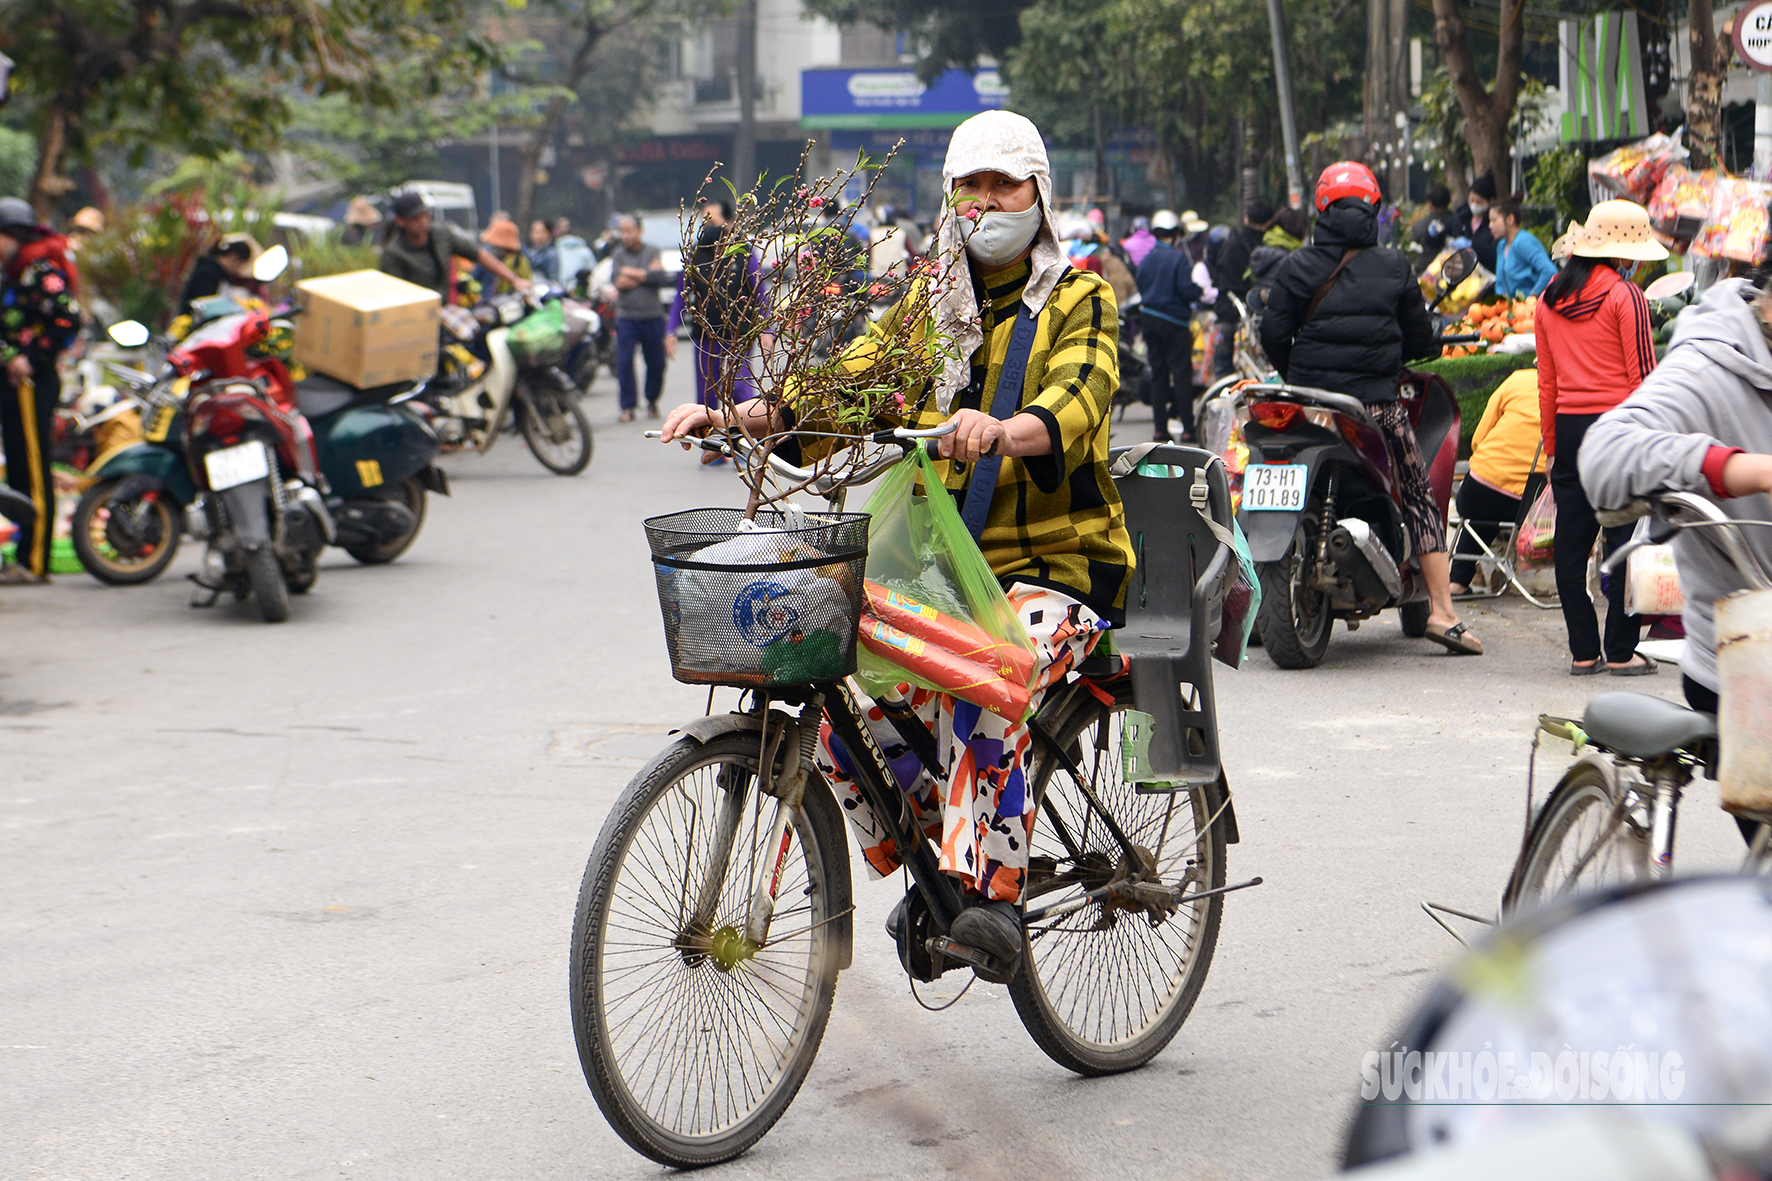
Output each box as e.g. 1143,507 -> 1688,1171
173,307 -> 329,621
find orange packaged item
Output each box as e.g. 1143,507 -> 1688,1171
857,613 -> 1033,720
863,581 -> 1037,684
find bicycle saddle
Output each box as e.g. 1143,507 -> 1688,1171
1583,691 -> 1717,759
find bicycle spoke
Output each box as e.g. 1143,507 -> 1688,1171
585,746 -> 831,1143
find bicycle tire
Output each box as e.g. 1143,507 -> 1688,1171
1009,687 -> 1227,1075
1503,760 -> 1650,915
570,731 -> 846,1167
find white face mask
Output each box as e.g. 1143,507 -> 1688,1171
959,203 -> 1043,267
1468,200 -> 1490,218
1615,260 -> 1642,280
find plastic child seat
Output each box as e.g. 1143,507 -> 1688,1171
1109,442 -> 1233,786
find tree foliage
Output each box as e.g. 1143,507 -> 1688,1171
802,0 -> 1032,83
1005,0 -> 1362,213
0,0 -> 501,214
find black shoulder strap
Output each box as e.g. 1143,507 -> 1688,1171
1304,247 -> 1363,324
959,303 -> 1041,543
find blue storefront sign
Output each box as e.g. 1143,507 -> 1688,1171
801,68 -> 1008,129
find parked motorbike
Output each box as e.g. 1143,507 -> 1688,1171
564,272 -> 616,393
425,284 -> 593,476
1234,250 -> 1479,668
78,247 -> 449,597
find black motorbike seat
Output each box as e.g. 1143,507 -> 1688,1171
1583,691 -> 1717,759
295,373 -> 411,420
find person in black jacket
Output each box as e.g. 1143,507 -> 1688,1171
1136,210 -> 1204,441
1451,174 -> 1498,272
1208,200 -> 1274,379
1259,161 -> 1481,655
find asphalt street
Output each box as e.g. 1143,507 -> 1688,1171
2,367 -> 1749,1181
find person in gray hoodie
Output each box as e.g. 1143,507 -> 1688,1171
1580,277 -> 1772,723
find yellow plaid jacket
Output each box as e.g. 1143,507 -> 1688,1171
796,259 -> 1134,623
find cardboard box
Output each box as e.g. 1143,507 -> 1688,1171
293,270 -> 441,389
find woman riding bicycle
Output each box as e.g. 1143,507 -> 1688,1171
660,109 -> 1135,978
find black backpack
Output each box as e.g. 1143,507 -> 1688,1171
683,229 -> 757,341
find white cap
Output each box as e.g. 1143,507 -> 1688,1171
1151,209 -> 1180,232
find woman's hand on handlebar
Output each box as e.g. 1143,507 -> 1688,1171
659,402 -> 717,448
938,409 -> 1006,462
935,409 -> 1054,463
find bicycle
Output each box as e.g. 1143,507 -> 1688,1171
1502,491 -> 1772,913
570,422 -> 1254,1166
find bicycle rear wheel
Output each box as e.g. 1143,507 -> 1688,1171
570,731 -> 847,1167
1009,687 -> 1227,1075
1504,760 -> 1651,914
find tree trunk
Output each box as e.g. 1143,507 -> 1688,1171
1430,0 -> 1525,187
1688,0 -> 1728,169
1092,101 -> 1109,199
514,94 -> 571,227
28,106 -> 76,220
732,0 -> 759,189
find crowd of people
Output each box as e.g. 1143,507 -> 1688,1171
0,152 -> 1756,719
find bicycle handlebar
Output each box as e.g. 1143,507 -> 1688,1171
646,419 -> 961,497
1596,490 -> 1772,591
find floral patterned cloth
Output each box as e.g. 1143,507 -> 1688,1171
0,238 -> 82,365
816,583 -> 1106,904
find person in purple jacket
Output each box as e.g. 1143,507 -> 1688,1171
667,205 -> 773,408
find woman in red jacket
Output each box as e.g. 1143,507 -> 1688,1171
1534,200 -> 1663,676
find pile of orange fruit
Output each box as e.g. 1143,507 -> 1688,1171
1441,297 -> 1537,357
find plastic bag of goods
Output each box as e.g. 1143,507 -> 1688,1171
1588,133 -> 1688,206
507,303 -> 568,366
649,509 -> 867,686
1623,519 -> 1685,616
1648,165 -> 1716,244
1693,179 -> 1771,263
854,445 -> 1039,721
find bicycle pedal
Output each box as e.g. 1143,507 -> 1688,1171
929,935 -> 990,970
930,935 -> 1020,984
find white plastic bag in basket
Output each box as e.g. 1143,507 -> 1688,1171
661,520 -> 854,679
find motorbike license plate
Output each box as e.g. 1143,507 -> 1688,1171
204,441 -> 270,490
1242,463 -> 1306,511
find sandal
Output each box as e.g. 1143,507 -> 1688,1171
1609,655 -> 1660,677
1570,659 -> 1607,677
618,409 -> 635,423
1423,621 -> 1483,655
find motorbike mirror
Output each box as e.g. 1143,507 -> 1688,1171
107,320 -> 151,348
1440,247 -> 1478,289
253,244 -> 290,283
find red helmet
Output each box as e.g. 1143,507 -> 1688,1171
1314,161 -> 1382,212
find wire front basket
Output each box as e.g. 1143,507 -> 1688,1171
645,507 -> 870,687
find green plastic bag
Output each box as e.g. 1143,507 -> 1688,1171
507,303 -> 567,366
854,445 -> 1039,720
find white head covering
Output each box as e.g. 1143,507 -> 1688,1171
933,110 -> 1067,411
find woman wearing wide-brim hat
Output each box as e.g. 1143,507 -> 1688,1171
1534,199 -> 1666,676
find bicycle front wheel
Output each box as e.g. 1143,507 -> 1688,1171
1009,688 -> 1227,1075
1504,760 -> 1651,914
570,731 -> 846,1167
